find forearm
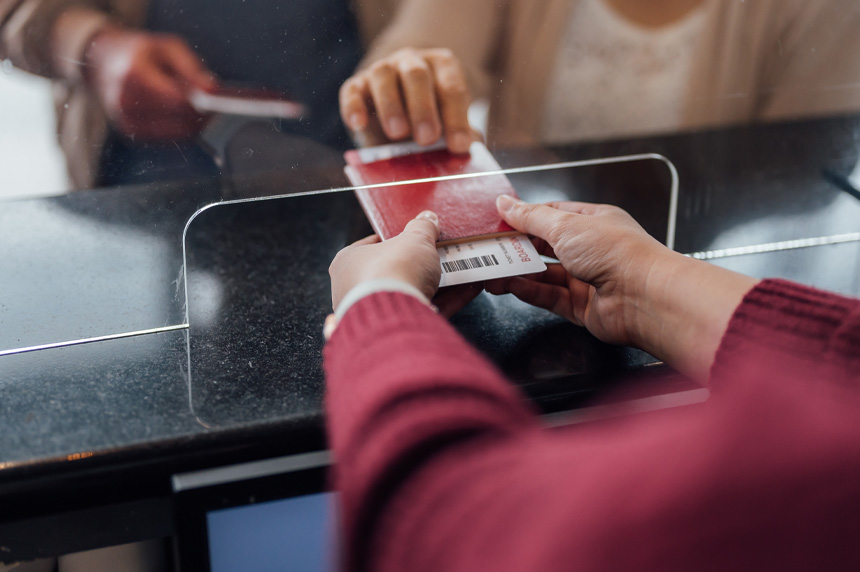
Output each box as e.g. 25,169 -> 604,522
51,5 -> 112,82
330,300 -> 860,571
634,252 -> 759,382
638,249 -> 860,386
324,292 -> 538,571
0,0 -> 110,79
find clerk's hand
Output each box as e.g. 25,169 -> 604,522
340,48 -> 475,154
486,196 -> 759,381
83,26 -> 217,140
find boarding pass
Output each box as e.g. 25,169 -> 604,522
438,234 -> 547,287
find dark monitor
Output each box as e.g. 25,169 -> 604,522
172,451 -> 336,572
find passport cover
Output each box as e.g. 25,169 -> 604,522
344,142 -> 518,245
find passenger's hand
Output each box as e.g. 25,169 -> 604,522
431,283 -> 483,318
487,196 -> 758,381
329,211 -> 443,311
83,26 -> 216,140
340,48 -> 474,154
486,197 -> 668,348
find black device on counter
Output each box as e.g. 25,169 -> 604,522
172,451 -> 335,572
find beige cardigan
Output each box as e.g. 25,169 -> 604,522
364,0 -> 860,147
0,0 -> 401,188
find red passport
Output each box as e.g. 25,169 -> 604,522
344,142 -> 518,245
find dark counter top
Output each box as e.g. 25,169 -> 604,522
2,115 -> 860,561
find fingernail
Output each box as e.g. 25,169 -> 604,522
416,121 -> 437,145
349,113 -> 364,131
450,132 -> 471,154
416,210 -> 439,227
496,194 -> 521,213
388,116 -> 409,138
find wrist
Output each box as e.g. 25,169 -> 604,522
335,278 -> 432,319
635,253 -> 758,381
326,279 -> 435,341
51,7 -> 116,84
354,263 -> 440,303
632,250 -> 695,357
80,23 -> 128,89
626,248 -> 686,357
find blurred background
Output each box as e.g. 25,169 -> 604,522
0,62 -> 67,199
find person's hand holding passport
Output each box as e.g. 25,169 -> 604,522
344,141 -> 546,287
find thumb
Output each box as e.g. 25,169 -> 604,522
496,195 -> 571,247
158,38 -> 217,92
400,210 -> 441,244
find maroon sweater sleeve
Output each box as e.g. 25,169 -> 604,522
710,278 -> 860,390
324,283 -> 860,572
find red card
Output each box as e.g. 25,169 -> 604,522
344,142 -> 517,245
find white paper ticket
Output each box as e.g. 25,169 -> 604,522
437,234 -> 547,287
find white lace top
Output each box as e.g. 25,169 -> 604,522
539,0 -> 708,143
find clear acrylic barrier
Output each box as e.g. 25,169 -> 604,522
180,156 -> 677,425
1,136 -> 858,431
0,153 -> 676,358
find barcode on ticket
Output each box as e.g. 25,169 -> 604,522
442,254 -> 500,273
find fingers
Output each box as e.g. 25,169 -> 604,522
496,276 -> 575,322
496,195 -> 577,248
396,51 -> 442,145
341,48 -> 472,152
530,264 -> 572,287
339,75 -> 370,132
432,283 -> 482,317
530,236 -> 557,260
367,59 -> 410,140
157,37 -> 217,92
485,263 -> 567,295
425,49 -> 472,153
96,31 -> 211,139
119,61 -> 204,138
400,210 -> 440,244
127,57 -> 188,106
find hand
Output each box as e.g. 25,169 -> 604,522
431,283 -> 483,318
329,211 -> 443,311
487,196 -> 758,381
340,48 -> 474,154
486,197 -> 669,348
83,26 -> 217,140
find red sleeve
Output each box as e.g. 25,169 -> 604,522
324,292 -> 539,571
710,278 -> 860,392
325,289 -> 860,572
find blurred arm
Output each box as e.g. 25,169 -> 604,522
325,290 -> 860,572
0,0 -> 112,81
324,292 -> 539,572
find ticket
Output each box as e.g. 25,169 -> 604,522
437,234 -> 547,287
